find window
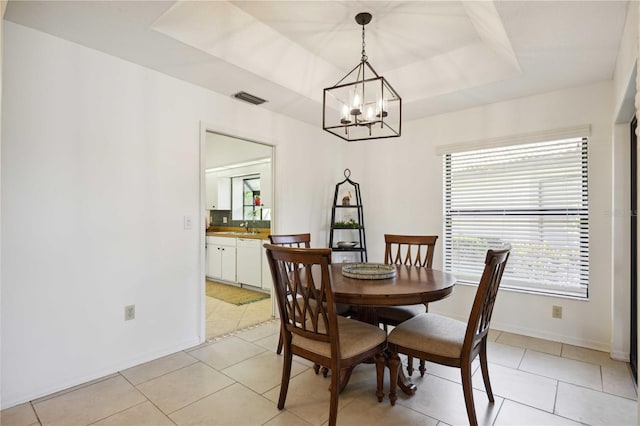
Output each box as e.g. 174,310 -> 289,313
231,174 -> 268,221
444,137 -> 589,298
242,176 -> 261,220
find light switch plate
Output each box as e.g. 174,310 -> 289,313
184,215 -> 193,230
125,305 -> 135,321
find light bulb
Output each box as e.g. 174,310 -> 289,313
367,106 -> 374,120
340,104 -> 352,124
376,98 -> 388,118
350,91 -> 362,116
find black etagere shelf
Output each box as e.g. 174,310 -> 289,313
329,169 -> 367,262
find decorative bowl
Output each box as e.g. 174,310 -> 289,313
341,263 -> 397,280
337,241 -> 358,249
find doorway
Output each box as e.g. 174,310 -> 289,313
203,131 -> 275,340
631,116 -> 637,381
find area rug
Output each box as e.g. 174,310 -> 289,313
206,280 -> 270,306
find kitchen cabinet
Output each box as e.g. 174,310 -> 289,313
236,238 -> 262,288
262,246 -> 273,294
206,236 -> 236,282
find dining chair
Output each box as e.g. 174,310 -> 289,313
268,233 -> 352,375
268,234 -> 311,356
376,234 -> 438,377
387,247 -> 510,426
268,233 -> 312,249
264,244 -> 387,426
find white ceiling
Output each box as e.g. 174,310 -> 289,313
5,0 -> 629,127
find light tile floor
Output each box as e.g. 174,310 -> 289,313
2,323 -> 637,425
205,292 -> 274,340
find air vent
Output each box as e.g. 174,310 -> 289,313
232,91 -> 267,105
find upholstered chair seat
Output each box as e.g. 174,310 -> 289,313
387,248 -> 511,426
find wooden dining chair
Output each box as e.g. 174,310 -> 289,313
268,233 -> 352,375
264,244 -> 387,426
268,233 -> 312,249
376,234 -> 438,377
268,234 -> 311,356
387,248 -> 511,426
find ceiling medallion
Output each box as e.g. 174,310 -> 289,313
323,12 -> 402,142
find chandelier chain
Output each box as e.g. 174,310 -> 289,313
361,24 -> 368,62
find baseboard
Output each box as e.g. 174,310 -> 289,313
610,350 -> 631,362
1,335 -> 202,410
489,320 -> 610,353
436,309 -> 613,353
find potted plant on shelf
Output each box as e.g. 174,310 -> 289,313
334,218 -> 360,229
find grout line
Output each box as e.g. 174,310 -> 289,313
161,380 -> 237,417
489,398 -> 505,425
516,348 -> 526,370
207,318 -> 278,343
551,378 -> 559,415
28,401 -> 42,426
84,400 -> 153,426
29,373 -> 122,405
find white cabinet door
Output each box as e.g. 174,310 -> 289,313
237,238 -> 261,288
262,246 -> 273,293
220,245 -> 236,282
206,236 -> 236,282
206,237 -> 221,279
207,245 -> 223,279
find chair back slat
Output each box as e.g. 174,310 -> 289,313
464,247 -> 510,350
269,234 -> 312,272
268,233 -> 311,248
384,234 -> 438,268
265,244 -> 337,346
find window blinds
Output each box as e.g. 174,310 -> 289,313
444,138 -> 589,298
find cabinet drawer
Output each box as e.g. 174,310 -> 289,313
237,238 -> 262,248
207,236 -> 237,246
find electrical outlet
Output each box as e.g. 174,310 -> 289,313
223,216 -> 228,224
125,305 -> 135,321
552,305 -> 563,319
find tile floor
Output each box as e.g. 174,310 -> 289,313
205,291 -> 273,339
2,321 -> 637,426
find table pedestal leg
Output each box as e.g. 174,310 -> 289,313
354,307 -> 419,397
397,364 -> 417,395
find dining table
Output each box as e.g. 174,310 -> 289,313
329,262 -> 457,395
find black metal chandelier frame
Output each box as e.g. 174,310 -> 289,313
322,12 -> 402,142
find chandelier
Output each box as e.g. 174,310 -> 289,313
323,12 -> 402,142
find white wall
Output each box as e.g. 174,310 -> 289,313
0,0 -> 7,408
349,81 -> 614,351
614,1 -> 638,121
1,22 -> 343,408
611,0 -> 638,360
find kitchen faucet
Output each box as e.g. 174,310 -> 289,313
240,222 -> 249,232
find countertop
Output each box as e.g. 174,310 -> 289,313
206,227 -> 270,240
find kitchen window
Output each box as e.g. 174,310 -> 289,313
443,136 -> 589,298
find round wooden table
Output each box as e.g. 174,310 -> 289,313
330,263 -> 456,306
329,263 -> 456,394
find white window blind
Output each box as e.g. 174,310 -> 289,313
444,137 -> 589,298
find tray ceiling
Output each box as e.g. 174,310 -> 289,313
5,0 -> 629,126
